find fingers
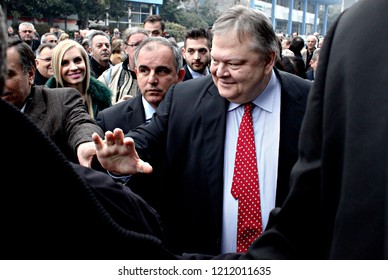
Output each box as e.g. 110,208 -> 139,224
138,161 -> 153,174
92,132 -> 103,149
113,128 -> 125,145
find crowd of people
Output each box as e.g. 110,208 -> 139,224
1,0 -> 387,260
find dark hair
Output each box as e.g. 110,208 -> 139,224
7,38 -> 35,74
183,28 -> 212,49
290,36 -> 305,53
143,15 -> 165,32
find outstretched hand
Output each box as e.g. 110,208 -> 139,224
92,128 -> 153,175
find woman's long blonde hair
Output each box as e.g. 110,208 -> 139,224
51,40 -> 93,116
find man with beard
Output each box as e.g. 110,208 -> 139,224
181,28 -> 212,81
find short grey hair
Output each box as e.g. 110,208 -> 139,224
122,27 -> 149,43
134,37 -> 183,73
18,22 -> 35,31
212,5 -> 279,61
87,30 -> 111,49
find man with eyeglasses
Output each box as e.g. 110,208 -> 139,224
98,27 -> 149,104
18,22 -> 40,52
40,32 -> 58,45
34,43 -> 55,85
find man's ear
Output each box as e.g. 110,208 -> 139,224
177,68 -> 185,82
28,67 -> 35,85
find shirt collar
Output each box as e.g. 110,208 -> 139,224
142,95 -> 156,122
187,64 -> 209,79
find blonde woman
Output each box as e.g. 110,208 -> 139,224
58,32 -> 69,42
46,40 -> 112,118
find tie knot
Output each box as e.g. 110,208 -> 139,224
244,102 -> 254,113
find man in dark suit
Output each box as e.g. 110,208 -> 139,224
242,0 -> 388,260
18,22 -> 40,52
3,38 -> 103,165
95,36 -> 185,218
96,36 -> 185,133
306,48 -> 320,81
92,5 -> 311,255
181,28 -> 211,81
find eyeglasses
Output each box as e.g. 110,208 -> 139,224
37,57 -> 52,62
48,40 -> 58,43
125,41 -> 143,48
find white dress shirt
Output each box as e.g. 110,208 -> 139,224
221,70 -> 281,253
142,95 -> 156,123
187,64 -> 210,79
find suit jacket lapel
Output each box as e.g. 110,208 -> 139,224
124,95 -> 146,131
25,86 -> 47,130
202,83 -> 228,234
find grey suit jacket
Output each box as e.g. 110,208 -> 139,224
126,69 -> 312,255
25,86 -> 103,162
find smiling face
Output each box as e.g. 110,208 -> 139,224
60,47 -> 86,88
210,32 -> 275,104
35,46 -> 54,78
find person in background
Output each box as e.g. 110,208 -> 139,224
102,26 -> 111,38
109,39 -> 126,65
58,32 -> 70,42
181,28 -> 212,81
281,37 -> 291,50
46,40 -> 112,119
306,48 -> 320,81
302,34 -> 317,71
98,27 -> 149,104
73,30 -> 82,44
7,26 -> 17,38
40,32 -> 58,45
289,36 -> 307,79
87,30 -> 112,78
18,22 -> 40,51
34,43 -> 55,85
91,5 -> 311,256
112,28 -> 121,41
318,37 -> 324,48
52,24 -> 62,39
143,14 -> 165,37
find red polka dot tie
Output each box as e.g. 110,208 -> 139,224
231,102 -> 262,253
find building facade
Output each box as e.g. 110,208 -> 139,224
251,0 -> 343,36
